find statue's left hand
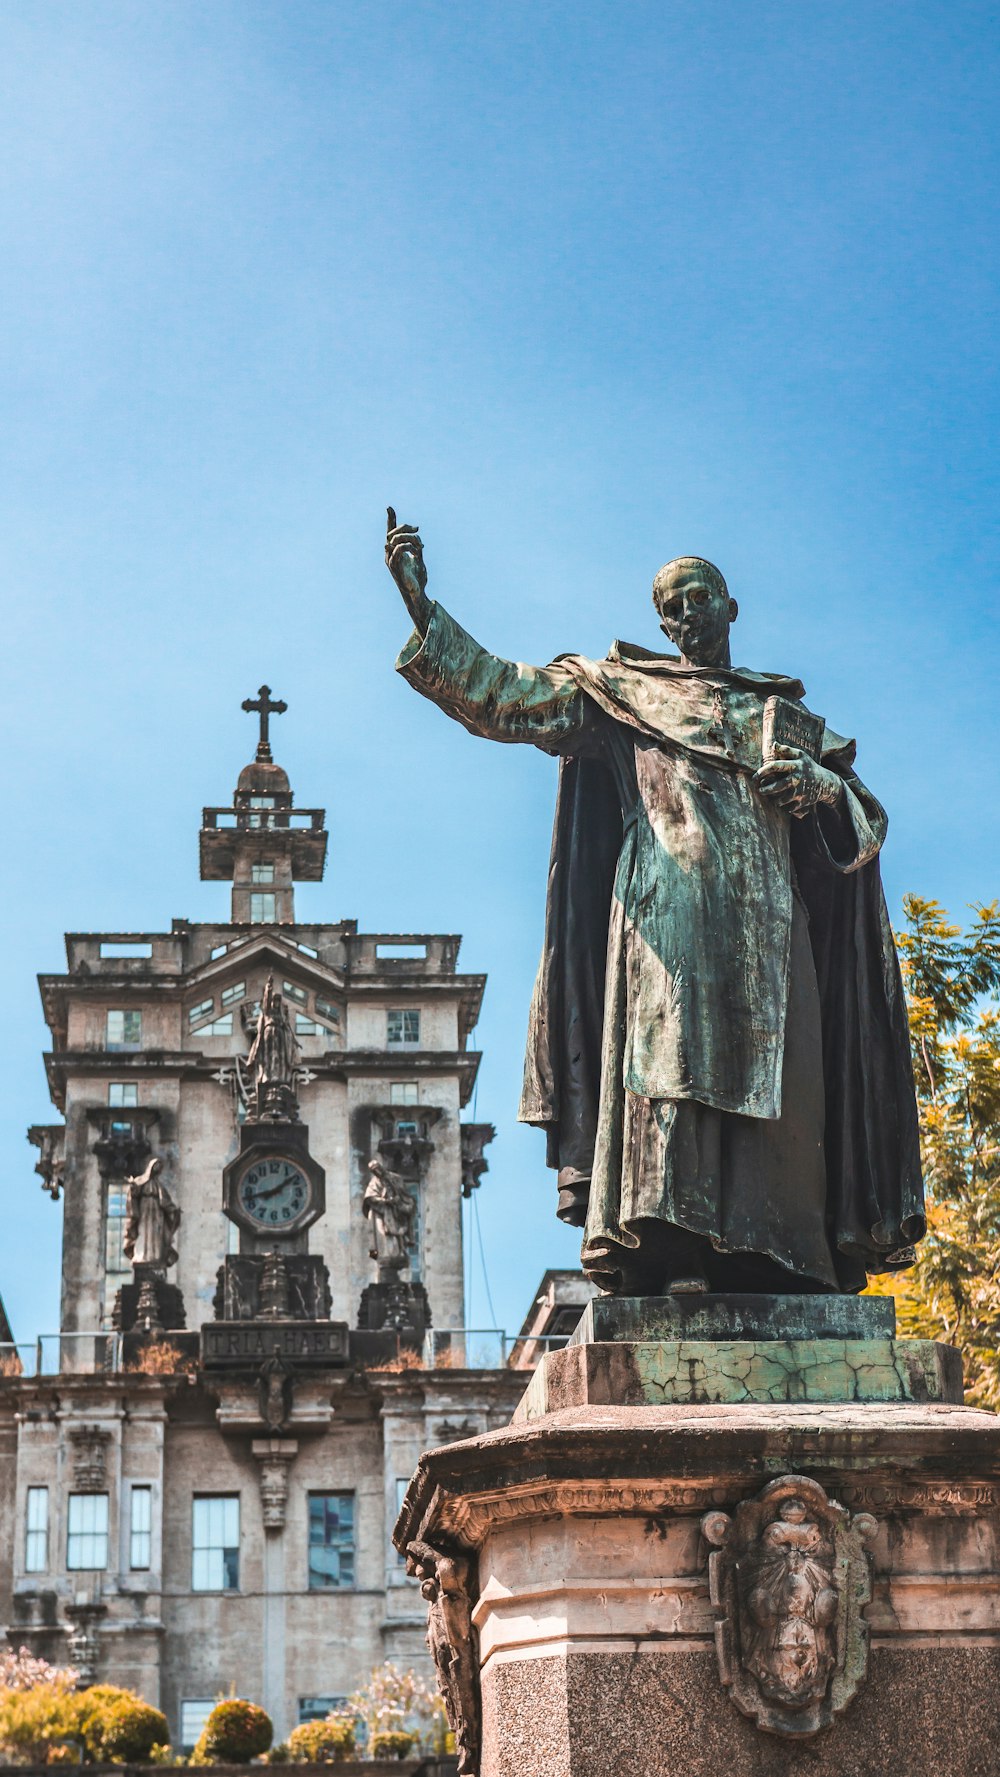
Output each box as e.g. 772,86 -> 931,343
754,744 -> 843,817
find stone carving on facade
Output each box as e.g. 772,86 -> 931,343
701,1474 -> 878,1737
363,1156 -> 417,1278
27,1126 -> 65,1200
259,1354 -> 293,1432
440,1477 -> 733,1547
459,1123 -> 495,1198
69,1425 -> 112,1489
251,1438 -> 298,1530
406,1539 -> 480,1777
240,973 -> 301,1122
91,1113 -> 156,1182
371,1105 -> 442,1182
124,1158 -> 180,1269
63,1599 -> 106,1688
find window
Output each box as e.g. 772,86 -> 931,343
396,1120 -> 418,1137
195,1014 -> 233,1037
308,1493 -> 355,1590
105,1185 -> 129,1281
129,1485 -> 152,1570
221,981 -> 246,1008
387,1009 -> 420,1046
298,1698 -> 346,1725
210,943 -> 228,960
106,1009 -> 142,1049
249,893 -> 276,924
390,1083 -> 419,1105
67,1493 -> 109,1570
192,1495 -> 239,1591
282,980 -> 307,1003
295,1015 -> 321,1035
251,863 -> 274,884
100,941 -> 152,959
377,941 -> 427,960
108,1083 -> 138,1108
25,1487 -> 48,1573
315,998 -> 340,1025
188,998 -> 214,1027
248,796 -> 275,808
180,1703 -> 215,1753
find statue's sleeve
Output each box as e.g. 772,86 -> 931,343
396,602 -> 595,752
813,729 -> 887,872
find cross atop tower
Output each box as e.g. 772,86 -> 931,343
241,685 -> 288,762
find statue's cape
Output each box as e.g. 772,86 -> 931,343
522,643 -> 924,1279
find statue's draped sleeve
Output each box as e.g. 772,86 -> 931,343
396,603 -> 599,752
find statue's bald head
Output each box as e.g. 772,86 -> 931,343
652,557 -> 728,614
652,557 -> 738,667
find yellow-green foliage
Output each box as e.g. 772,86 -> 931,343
75,1686 -> 170,1764
192,1699 -> 273,1765
0,1678 -> 81,1765
283,1719 -> 356,1763
370,1728 -> 416,1758
875,896 -> 1000,1409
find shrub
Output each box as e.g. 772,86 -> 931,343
283,1719 -> 355,1763
192,1699 -> 273,1764
0,1680 -> 81,1765
370,1728 -> 415,1759
76,1687 -> 169,1763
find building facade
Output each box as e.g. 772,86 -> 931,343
3,693 -> 530,1747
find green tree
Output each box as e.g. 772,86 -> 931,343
881,895 -> 1000,1409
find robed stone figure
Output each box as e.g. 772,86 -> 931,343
386,516 -> 924,1295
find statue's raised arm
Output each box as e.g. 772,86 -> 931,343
386,508 -> 432,636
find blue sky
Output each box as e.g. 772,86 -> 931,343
1,1 -> 997,1344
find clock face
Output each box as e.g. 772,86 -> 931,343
237,1156 -> 311,1230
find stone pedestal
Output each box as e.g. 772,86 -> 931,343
395,1300 -> 1000,1777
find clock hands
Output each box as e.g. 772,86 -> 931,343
247,1176 -> 299,1201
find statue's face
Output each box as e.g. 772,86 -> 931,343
656,564 -> 737,665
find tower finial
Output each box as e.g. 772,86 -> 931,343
241,685 -> 287,762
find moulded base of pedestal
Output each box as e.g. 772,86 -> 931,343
482,1646 -> 1000,1777
514,1335 -> 963,1419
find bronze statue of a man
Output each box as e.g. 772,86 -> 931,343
386,514 -> 923,1295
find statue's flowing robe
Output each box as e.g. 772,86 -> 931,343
398,605 -> 924,1292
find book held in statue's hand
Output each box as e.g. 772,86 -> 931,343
761,695 -> 825,763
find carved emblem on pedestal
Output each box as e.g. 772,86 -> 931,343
701,1474 -> 878,1737
406,1539 -> 480,1776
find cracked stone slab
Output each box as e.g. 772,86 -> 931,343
514,1336 -> 963,1420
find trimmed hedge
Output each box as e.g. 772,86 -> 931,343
192,1702 -> 273,1765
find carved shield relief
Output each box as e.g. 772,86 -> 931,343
702,1474 -> 878,1737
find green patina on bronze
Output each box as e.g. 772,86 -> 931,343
386,518 -> 925,1299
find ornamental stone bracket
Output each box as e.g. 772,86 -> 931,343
87,1108 -> 162,1180
370,1105 -> 444,1181
63,1597 -> 107,1688
27,1125 -> 65,1201
406,1537 -> 480,1777
701,1473 -> 878,1738
68,1425 -> 112,1489
459,1123 -> 495,1198
251,1437 -> 299,1531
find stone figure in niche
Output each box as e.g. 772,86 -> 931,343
123,1157 -> 180,1269
386,512 -> 924,1296
406,1539 -> 480,1776
244,973 -> 300,1121
363,1156 -> 416,1276
702,1474 -> 878,1736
